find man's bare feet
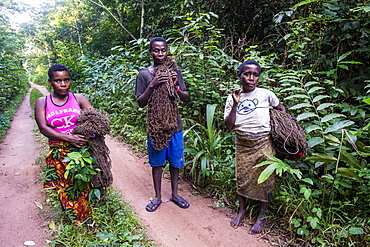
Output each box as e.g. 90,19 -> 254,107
249,215 -> 265,234
230,211 -> 245,228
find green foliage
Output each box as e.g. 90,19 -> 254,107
63,146 -> 101,201
166,11 -> 240,127
46,187 -> 151,247
183,104 -> 232,183
254,153 -> 302,184
29,88 -> 44,111
0,15 -> 28,142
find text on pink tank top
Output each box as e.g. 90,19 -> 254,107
45,92 -> 81,140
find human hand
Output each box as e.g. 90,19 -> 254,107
150,72 -> 169,88
69,134 -> 89,148
232,87 -> 242,103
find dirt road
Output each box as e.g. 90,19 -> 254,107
0,84 -> 270,247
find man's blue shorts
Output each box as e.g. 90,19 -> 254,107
147,131 -> 184,168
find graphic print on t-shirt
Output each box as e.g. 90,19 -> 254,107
237,99 -> 259,115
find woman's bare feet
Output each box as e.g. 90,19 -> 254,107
230,211 -> 246,228
249,214 -> 265,234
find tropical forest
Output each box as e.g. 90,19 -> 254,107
0,0 -> 369,246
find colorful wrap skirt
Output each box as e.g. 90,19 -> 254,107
44,141 -> 92,226
235,131 -> 276,202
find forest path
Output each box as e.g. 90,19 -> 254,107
0,84 -> 270,247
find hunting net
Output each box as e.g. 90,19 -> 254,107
269,108 -> 308,160
73,108 -> 113,188
147,56 -> 180,151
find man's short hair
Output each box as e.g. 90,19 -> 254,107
149,37 -> 168,51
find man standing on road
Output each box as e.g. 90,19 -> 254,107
135,37 -> 190,212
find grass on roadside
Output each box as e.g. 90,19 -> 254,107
34,146 -> 153,247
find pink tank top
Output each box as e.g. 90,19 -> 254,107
45,92 -> 81,141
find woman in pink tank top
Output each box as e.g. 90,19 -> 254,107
35,64 -> 93,227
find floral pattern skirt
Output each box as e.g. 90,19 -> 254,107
44,141 -> 92,226
235,131 -> 276,202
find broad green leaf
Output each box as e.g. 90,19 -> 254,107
64,169 -> 70,179
297,112 -> 318,121
307,137 -> 324,148
321,113 -> 346,122
337,180 -> 352,188
322,174 -> 334,180
301,178 -> 313,185
284,94 -> 310,100
254,160 -> 274,168
340,151 -> 361,169
338,64 -> 349,70
313,95 -> 330,103
304,81 -> 319,87
305,125 -> 322,133
306,153 -> 337,163
82,151 -> 90,158
340,61 -> 362,65
309,217 -> 319,229
290,103 -> 313,110
363,98 -> 370,105
317,103 -> 335,110
283,33 -> 291,40
257,163 -> 278,184
281,86 -> 305,93
303,188 -> 312,200
292,218 -> 301,227
307,86 -> 324,94
68,152 -> 83,160
337,167 -> 360,180
324,134 -> 341,145
348,227 -> 364,235
293,0 -> 320,8
83,157 -> 93,164
280,78 -> 300,84
324,120 -> 354,133
338,51 -> 352,63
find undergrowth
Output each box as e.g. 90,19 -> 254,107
34,150 -> 152,247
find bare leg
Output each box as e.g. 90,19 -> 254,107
249,194 -> 270,234
169,166 -> 189,208
169,166 -> 180,200
230,195 -> 246,228
152,166 -> 163,204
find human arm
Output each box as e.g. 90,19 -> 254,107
136,69 -> 189,106
274,102 -> 286,113
224,88 -> 241,131
173,70 -> 189,102
34,97 -> 89,148
136,72 -> 169,107
75,94 -> 93,109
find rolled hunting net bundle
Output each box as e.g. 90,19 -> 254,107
73,108 -> 113,189
147,56 -> 180,151
269,108 -> 308,160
